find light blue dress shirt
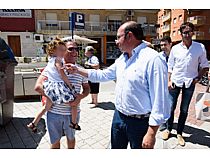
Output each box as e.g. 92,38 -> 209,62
159,51 -> 168,63
88,42 -> 171,126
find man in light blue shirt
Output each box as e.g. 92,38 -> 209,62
161,22 -> 209,146
159,36 -> 172,64
67,21 -> 171,149
159,36 -> 172,132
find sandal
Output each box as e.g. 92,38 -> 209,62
27,122 -> 38,133
69,122 -> 81,131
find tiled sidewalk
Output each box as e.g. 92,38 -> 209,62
0,81 -> 210,149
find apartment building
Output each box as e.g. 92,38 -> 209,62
35,9 -> 158,64
157,9 -> 187,42
157,9 -> 210,59
0,9 -> 37,57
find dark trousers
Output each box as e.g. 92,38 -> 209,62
165,83 -> 195,135
111,110 -> 149,149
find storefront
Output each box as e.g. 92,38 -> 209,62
105,36 -> 121,65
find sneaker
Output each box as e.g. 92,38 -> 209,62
177,134 -> 185,146
162,130 -> 170,140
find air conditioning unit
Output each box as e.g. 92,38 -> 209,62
127,10 -> 134,17
44,35 -> 56,42
34,34 -> 44,43
44,35 -> 52,42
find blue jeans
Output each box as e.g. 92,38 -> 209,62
165,83 -> 195,135
111,110 -> 149,149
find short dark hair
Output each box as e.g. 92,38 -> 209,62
179,22 -> 194,33
160,36 -> 172,43
124,22 -> 144,40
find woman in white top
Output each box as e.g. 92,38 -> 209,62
84,46 -> 100,107
27,37 -> 81,132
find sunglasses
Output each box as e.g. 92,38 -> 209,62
68,47 -> 79,52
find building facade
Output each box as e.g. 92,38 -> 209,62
35,9 -> 158,64
0,9 -> 158,63
0,9 -> 39,57
157,9 -> 210,59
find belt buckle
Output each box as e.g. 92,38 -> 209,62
134,114 -> 143,119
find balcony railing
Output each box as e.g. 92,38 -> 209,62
192,31 -> 204,40
162,12 -> 171,22
187,16 -> 206,26
36,20 -> 157,36
162,24 -> 170,33
37,20 -> 121,32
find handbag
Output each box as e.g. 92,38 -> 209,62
195,80 -> 210,121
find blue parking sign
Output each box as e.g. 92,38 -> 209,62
71,12 -> 85,30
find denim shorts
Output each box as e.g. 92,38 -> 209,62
46,111 -> 80,144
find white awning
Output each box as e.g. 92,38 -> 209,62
62,35 -> 98,44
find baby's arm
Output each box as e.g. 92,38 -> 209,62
55,58 -> 73,89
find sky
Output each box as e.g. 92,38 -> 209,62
1,0 -> 208,9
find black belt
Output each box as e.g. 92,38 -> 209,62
127,113 -> 150,119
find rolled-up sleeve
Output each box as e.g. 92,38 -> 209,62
199,44 -> 209,68
147,56 -> 171,126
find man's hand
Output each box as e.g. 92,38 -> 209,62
142,132 -> 156,149
142,125 -> 158,149
168,80 -> 175,90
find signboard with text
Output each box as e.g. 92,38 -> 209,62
70,12 -> 85,30
0,9 -> 32,18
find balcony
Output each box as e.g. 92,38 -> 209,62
36,20 -> 121,35
141,24 -> 157,37
187,16 -> 206,26
162,12 -> 171,22
162,24 -> 171,33
192,31 -> 205,40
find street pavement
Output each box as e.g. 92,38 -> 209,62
0,80 -> 210,149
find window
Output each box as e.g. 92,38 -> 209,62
108,15 -> 122,31
173,18 -> 177,24
179,15 -> 183,21
46,13 -> 57,20
89,14 -> 100,26
45,13 -> 58,26
173,30 -> 176,36
137,16 -> 147,25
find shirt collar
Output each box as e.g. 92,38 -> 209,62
133,42 -> 147,56
180,41 -> 193,49
162,51 -> 168,57
122,42 -> 147,60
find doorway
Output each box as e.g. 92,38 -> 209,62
89,38 -> 102,63
8,36 -> 21,57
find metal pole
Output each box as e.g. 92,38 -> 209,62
72,21 -> 74,39
71,13 -> 74,39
